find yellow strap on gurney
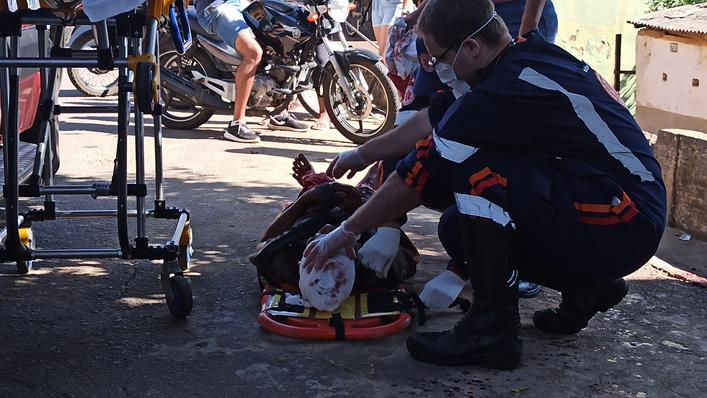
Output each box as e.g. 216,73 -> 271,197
265,291 -> 401,321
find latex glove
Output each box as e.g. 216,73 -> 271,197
419,270 -> 467,310
302,220 -> 358,272
326,148 -> 371,180
358,227 -> 400,279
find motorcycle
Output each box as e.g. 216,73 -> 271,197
159,0 -> 400,144
66,26 -> 120,97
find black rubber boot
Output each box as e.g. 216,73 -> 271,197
533,277 -> 629,335
406,218 -> 522,370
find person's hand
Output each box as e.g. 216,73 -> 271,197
358,227 -> 400,279
326,148 -> 371,179
302,220 -> 359,272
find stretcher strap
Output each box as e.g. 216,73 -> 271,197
329,314 -> 345,341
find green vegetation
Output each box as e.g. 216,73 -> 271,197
647,0 -> 706,12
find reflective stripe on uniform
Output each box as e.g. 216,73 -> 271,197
454,193 -> 513,226
518,67 -> 655,182
433,129 -> 479,164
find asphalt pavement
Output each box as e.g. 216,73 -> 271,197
0,81 -> 705,398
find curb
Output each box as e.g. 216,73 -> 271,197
648,256 -> 707,288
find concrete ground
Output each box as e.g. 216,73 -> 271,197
0,85 -> 705,398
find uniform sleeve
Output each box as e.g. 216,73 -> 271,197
395,136 -> 456,211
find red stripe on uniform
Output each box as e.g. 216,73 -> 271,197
469,167 -> 493,185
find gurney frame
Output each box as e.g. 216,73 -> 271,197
0,1 -> 194,317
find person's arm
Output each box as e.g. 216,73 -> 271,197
345,173 -> 422,234
326,108 -> 432,179
404,0 -> 426,25
302,173 -> 422,271
360,108 -> 432,162
518,0 -> 546,37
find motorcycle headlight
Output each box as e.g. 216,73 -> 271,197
327,0 -> 350,23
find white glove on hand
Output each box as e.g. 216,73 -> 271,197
326,148 -> 371,179
419,270 -> 467,310
358,227 -> 400,279
302,221 -> 359,272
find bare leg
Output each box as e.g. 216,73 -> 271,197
233,30 -> 262,123
312,96 -> 331,130
373,25 -> 391,61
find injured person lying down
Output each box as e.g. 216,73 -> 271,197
250,154 -> 419,311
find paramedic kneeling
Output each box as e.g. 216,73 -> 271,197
303,0 -> 666,370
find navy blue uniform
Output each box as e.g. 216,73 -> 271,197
396,32 -> 666,285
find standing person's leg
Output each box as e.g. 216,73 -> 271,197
234,30 -> 261,123
310,58 -> 331,130
371,0 -> 403,60
198,1 -> 261,142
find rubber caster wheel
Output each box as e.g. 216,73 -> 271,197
135,61 -> 158,114
16,227 -> 34,274
178,220 -> 193,271
165,275 -> 193,318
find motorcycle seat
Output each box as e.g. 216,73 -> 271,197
199,35 -> 243,66
187,8 -> 224,43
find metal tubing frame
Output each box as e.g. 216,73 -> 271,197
3,35 -> 23,256
38,185 -> 109,195
32,249 -> 122,260
0,8 -> 189,264
116,35 -> 131,256
54,210 -> 141,219
167,212 -> 189,247
0,37 -> 9,177
133,36 -> 147,240
0,58 -> 129,68
153,39 -> 164,201
32,26 -> 64,189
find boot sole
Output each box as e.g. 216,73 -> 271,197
406,340 -> 522,370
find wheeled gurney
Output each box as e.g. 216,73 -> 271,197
0,0 -> 195,317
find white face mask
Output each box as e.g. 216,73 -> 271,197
432,11 -> 497,98
435,63 -> 471,98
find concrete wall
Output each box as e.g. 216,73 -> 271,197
653,129 -> 707,240
554,0 -> 648,81
634,29 -> 707,135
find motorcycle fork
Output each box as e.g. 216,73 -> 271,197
319,37 -> 357,107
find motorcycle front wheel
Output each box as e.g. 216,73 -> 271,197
322,59 -> 399,145
160,43 -> 218,130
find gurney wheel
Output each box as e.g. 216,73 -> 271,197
16,227 -> 34,274
135,61 -> 158,115
177,221 -> 193,271
166,275 -> 193,318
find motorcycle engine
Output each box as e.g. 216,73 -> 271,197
247,67 -> 290,109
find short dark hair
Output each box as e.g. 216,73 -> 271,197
417,0 -> 508,49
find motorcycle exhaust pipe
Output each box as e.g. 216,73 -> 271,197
160,67 -> 230,110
